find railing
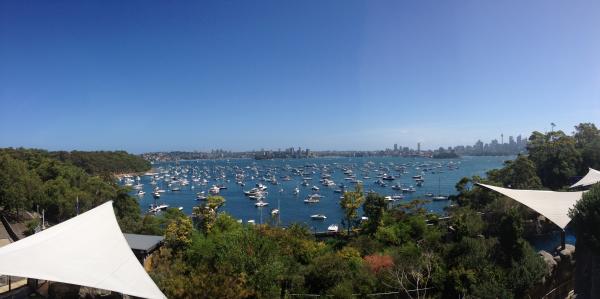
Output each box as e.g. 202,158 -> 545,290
0,276 -> 27,294
0,215 -> 19,242
541,279 -> 574,299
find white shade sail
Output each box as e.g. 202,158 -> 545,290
570,168 -> 600,189
477,183 -> 585,229
0,201 -> 166,299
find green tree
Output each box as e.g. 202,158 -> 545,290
574,123 -> 600,171
0,154 -> 39,216
449,207 -> 485,241
340,184 -> 365,234
362,192 -> 386,235
497,207 -> 525,265
193,195 -> 225,234
488,155 -> 542,189
527,130 -> 581,189
165,217 -> 193,251
569,183 -> 600,251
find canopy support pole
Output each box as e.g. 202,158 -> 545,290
560,229 -> 566,250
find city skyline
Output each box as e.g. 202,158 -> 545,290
142,132 -> 529,157
1,1 -> 600,152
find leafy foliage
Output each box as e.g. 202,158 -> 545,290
527,130 -> 581,189
569,183 -> 600,251
340,183 -> 365,234
0,148 -> 148,232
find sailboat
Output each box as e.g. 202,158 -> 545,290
432,177 -> 448,201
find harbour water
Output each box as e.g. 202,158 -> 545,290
128,155 -> 512,232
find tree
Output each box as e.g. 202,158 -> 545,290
449,207 -> 484,241
362,192 -> 386,235
497,207 -> 525,265
527,130 -> 581,189
0,154 -> 38,217
340,184 -> 365,234
165,217 -> 193,251
569,183 -> 600,251
385,250 -> 437,299
193,196 -> 225,234
487,155 -> 542,189
569,183 -> 600,299
574,123 -> 600,171
574,123 -> 600,148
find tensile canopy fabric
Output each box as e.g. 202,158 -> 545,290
477,183 -> 585,229
570,168 -> 600,189
0,201 -> 166,299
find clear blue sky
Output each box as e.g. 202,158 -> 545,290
1,0 -> 599,153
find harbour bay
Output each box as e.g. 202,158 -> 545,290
127,155 -> 513,232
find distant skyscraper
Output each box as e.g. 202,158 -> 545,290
417,142 -> 421,153
394,144 -> 398,151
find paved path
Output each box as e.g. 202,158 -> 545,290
0,218 -> 11,245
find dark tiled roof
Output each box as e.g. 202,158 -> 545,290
123,233 -> 164,252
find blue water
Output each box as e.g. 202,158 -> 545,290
128,156 -> 512,232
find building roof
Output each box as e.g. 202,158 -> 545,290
477,183 -> 585,229
124,233 -> 164,252
570,168 -> 600,189
0,201 -> 166,299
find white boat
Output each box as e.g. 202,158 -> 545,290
382,174 -> 395,181
148,204 -> 169,214
248,194 -> 265,200
256,183 -> 268,191
293,187 -> 300,195
304,197 -> 320,203
321,179 -> 335,187
311,186 -> 320,191
247,220 -> 256,225
303,193 -> 323,203
209,185 -> 220,195
244,188 -> 267,197
310,214 -> 327,220
137,190 -> 145,196
401,187 -> 416,193
432,195 -> 448,201
432,178 -> 447,201
255,201 -> 269,207
271,208 -> 280,215
327,224 -> 339,232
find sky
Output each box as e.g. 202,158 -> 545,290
1,0 -> 600,153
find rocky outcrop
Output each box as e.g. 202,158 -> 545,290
531,244 -> 575,298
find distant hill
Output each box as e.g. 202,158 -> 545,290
0,148 -> 150,175
49,150 -> 151,175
